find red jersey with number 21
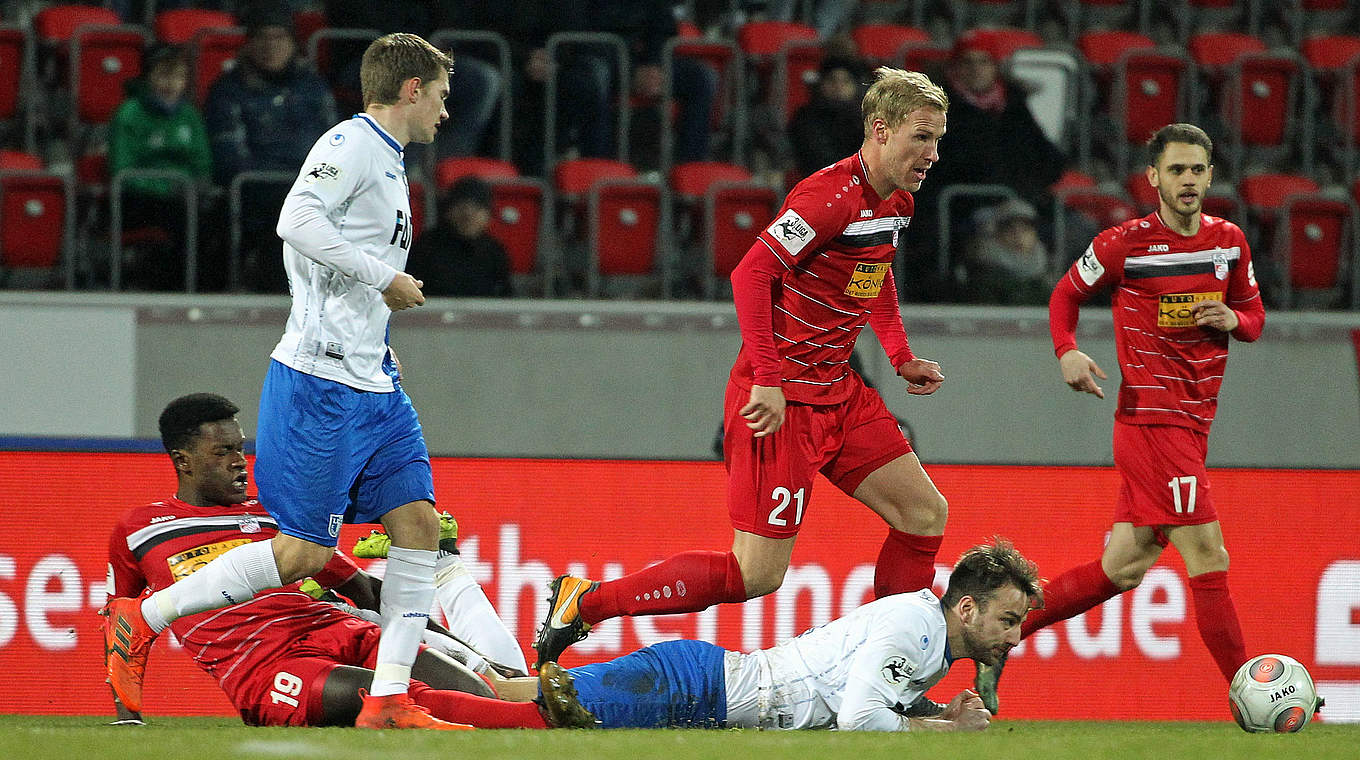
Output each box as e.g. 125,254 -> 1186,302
1051,212 -> 1265,432
729,153 -> 916,405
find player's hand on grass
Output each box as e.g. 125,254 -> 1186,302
943,688 -> 991,731
741,385 -> 786,438
383,273 -> 425,311
1191,299 -> 1239,333
896,358 -> 944,396
1059,349 -> 1106,399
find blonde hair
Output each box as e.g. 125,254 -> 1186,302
861,66 -> 949,136
360,33 -> 454,106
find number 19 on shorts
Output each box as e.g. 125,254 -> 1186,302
1168,475 -> 1198,514
768,487 -> 806,527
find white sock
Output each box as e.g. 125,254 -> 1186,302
434,554 -> 528,673
139,539 -> 282,633
369,546 -> 437,697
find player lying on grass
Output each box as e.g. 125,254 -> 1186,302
511,539 -> 1039,730
103,393 -> 590,729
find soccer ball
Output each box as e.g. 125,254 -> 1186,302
1228,654 -> 1321,733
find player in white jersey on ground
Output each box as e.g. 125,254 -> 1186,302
509,539 -> 1039,731
101,33 -> 466,730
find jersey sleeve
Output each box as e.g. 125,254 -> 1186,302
1050,227 -> 1124,356
867,267 -> 915,368
755,181 -> 856,268
1225,224 -> 1265,342
276,132 -> 400,290
106,514 -> 148,600
836,606 -> 931,731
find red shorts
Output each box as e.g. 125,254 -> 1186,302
1112,421 -> 1217,533
230,615 -> 383,726
724,374 -> 914,539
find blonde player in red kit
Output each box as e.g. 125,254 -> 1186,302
536,67 -> 952,667
974,123 -> 1266,713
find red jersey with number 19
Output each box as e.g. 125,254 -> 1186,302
1051,212 -> 1265,432
107,497 -> 362,700
729,153 -> 916,405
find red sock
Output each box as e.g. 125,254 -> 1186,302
1188,570 -> 1248,682
874,530 -> 942,598
1021,560 -> 1122,638
580,550 -> 746,624
407,681 -> 548,728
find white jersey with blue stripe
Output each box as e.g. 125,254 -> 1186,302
724,589 -> 951,730
270,113 -> 415,392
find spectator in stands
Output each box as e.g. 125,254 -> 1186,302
407,176 -> 513,297
324,0 -> 504,159
203,2 -> 337,292
902,30 -> 1066,302
787,56 -> 866,180
961,198 -> 1052,306
109,43 -> 212,291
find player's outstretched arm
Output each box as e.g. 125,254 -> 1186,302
895,358 -> 944,395
1058,349 -> 1107,399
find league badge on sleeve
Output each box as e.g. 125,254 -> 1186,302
1077,244 -> 1104,286
304,163 -> 342,183
881,655 -> 915,685
767,209 -> 816,255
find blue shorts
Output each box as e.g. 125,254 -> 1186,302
568,640 -> 727,728
254,359 -> 435,546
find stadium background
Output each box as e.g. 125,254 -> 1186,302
1,0 -> 1359,729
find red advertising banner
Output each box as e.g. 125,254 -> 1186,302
0,452 -> 1356,722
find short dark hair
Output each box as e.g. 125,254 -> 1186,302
158,393 -> 240,452
941,538 -> 1043,611
1147,123 -> 1213,166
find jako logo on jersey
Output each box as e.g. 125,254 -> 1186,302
1077,245 -> 1105,286
305,163 -> 341,182
1149,244 -> 1169,252
859,210 -> 874,218
767,210 -> 816,255
881,655 -> 914,684
149,515 -> 176,524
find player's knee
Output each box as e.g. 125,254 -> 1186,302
1107,563 -> 1147,592
273,539 -> 335,584
740,565 -> 787,598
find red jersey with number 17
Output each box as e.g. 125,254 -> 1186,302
729,153 -> 916,405
107,497 -> 362,699
1051,212 -> 1265,432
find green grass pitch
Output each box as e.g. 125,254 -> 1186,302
4,716 -> 1357,760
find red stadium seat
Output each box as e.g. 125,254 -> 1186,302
956,27 -> 1043,63
669,161 -> 753,201
33,5 -> 120,42
736,21 -> 818,58
1076,30 -> 1155,68
1108,48 -> 1192,174
154,9 -> 236,45
0,169 -> 71,276
669,161 -> 757,297
1187,32 -> 1266,69
705,182 -> 778,298
69,24 -> 151,127
1239,173 -> 1320,213
1300,34 -> 1360,71
1301,36 -> 1360,171
897,41 -> 951,78
851,24 -> 930,64
1273,194 -> 1355,306
0,26 -> 26,123
486,178 -> 551,281
554,158 -> 638,199
738,21 -> 822,128
587,179 -> 664,296
434,156 -> 519,191
0,150 -> 42,170
1124,171 -> 1160,212
662,37 -> 744,170
1060,189 -> 1139,229
1051,169 -> 1097,195
189,27 -> 245,105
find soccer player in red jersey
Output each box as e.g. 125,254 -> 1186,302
103,394 -> 592,729
974,123 -> 1266,712
536,68 -> 952,666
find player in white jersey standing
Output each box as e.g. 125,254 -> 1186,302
508,539 -> 1038,730
101,34 -> 465,730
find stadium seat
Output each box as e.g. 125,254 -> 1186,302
0,168 -> 73,286
1300,35 -> 1360,178
737,21 -> 821,128
65,23 -> 151,131
0,150 -> 42,170
661,36 -> 745,171
1051,169 -> 1097,195
32,5 -> 120,42
0,25 -> 28,138
1076,30 -> 1156,69
960,28 -> 1043,63
1124,171 -> 1159,212
1053,188 -> 1139,267
554,158 -> 650,295
1238,172 -> 1321,263
291,9 -> 327,50
704,180 -> 777,299
485,177 -> 553,294
850,24 -> 930,65
1105,47 -> 1193,175
586,178 -> 665,296
669,161 -> 757,297
434,156 -> 519,191
189,27 -> 246,105
1272,194 -> 1355,307
542,32 -> 631,173
154,9 -> 236,45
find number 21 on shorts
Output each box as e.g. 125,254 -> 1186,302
768,487 -> 806,527
1168,475 -> 1197,514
